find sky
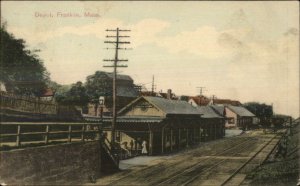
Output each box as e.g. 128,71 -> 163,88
1,1 -> 299,117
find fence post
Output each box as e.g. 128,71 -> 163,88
68,125 -> 72,143
16,125 -> 21,147
45,125 -> 49,144
81,125 -> 85,142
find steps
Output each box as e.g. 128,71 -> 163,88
100,136 -> 120,173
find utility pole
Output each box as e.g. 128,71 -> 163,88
151,75 -> 156,95
196,87 -> 206,96
104,28 -> 131,147
196,87 -> 206,105
211,95 -> 216,105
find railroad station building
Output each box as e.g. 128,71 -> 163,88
197,106 -> 225,140
103,96 -> 225,156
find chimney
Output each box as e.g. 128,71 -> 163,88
167,89 -> 172,100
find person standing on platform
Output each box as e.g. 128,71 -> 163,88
130,140 -> 134,156
142,140 -> 148,155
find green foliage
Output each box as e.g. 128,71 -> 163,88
244,102 -> 273,118
0,23 -> 49,96
46,80 -> 62,92
85,71 -> 112,103
55,71 -> 115,106
55,81 -> 89,106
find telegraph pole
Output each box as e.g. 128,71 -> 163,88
151,75 -> 156,94
211,95 -> 216,105
196,87 -> 206,105
104,28 -> 130,147
196,87 -> 206,96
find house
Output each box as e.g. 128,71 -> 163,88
188,96 -> 241,107
40,88 -> 55,101
140,89 -> 177,100
0,81 -> 7,92
188,95 -> 210,106
211,105 -> 255,129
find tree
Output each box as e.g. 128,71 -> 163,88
85,71 -> 112,103
55,81 -> 88,106
68,81 -> 89,106
0,23 -> 49,96
244,102 -> 273,118
244,102 -> 273,127
84,71 -> 115,115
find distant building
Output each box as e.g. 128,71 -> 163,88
40,88 -> 55,101
87,72 -> 138,116
211,105 -> 255,129
0,81 -> 6,92
140,89 -> 177,100
178,95 -> 190,102
188,96 -> 210,106
188,96 -> 241,107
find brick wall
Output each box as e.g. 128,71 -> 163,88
0,141 -> 102,185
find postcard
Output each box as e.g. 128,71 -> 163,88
0,1 -> 299,185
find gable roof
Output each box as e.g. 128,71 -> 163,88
210,105 -> 225,116
189,96 -> 210,106
227,105 -> 255,117
197,106 -> 223,118
105,72 -> 133,81
117,86 -> 138,98
144,96 -> 200,115
118,96 -> 201,116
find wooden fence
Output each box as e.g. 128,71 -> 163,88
0,91 -> 82,121
0,122 -> 101,148
0,122 -> 120,166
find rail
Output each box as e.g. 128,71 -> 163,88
156,137 -> 256,186
0,122 -> 102,148
220,134 -> 281,186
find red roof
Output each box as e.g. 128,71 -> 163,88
189,96 -> 210,106
189,96 -> 242,106
41,88 -> 54,97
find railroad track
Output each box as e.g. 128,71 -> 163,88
155,138 -> 257,186
160,133 -> 281,186
107,136 -> 255,185
220,133 -> 282,186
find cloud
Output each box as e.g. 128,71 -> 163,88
8,18 -> 124,43
157,26 -> 236,59
7,18 -> 170,48
224,27 -> 299,116
131,19 -> 170,47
